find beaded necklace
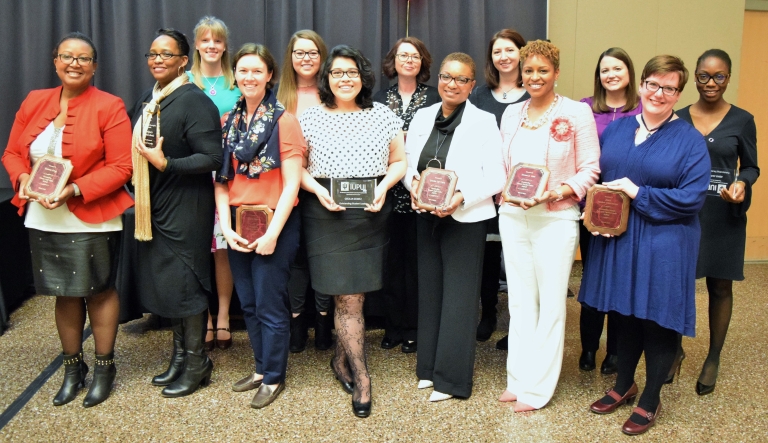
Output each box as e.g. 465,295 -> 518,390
521,95 -> 559,129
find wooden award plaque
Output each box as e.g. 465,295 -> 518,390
415,168 -> 458,211
583,185 -> 630,236
503,163 -> 550,204
236,205 -> 273,244
25,154 -> 73,200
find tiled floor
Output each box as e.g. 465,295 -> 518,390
1,263 -> 767,442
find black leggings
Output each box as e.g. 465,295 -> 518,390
614,313 -> 677,412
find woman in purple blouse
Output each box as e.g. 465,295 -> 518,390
577,47 -> 641,374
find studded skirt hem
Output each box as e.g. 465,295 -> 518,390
29,229 -> 120,297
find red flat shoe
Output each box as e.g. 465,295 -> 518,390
589,383 -> 638,414
622,403 -> 661,435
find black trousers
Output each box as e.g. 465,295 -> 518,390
382,211 -> 419,342
479,213 -> 501,319
578,221 -> 617,354
615,313 -> 678,411
416,214 -> 486,398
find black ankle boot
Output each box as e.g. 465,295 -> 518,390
315,313 -> 333,351
289,313 -> 308,353
83,353 -> 116,407
53,352 -> 88,406
162,311 -> 213,398
152,319 -> 185,386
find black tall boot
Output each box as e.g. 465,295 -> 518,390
83,353 -> 116,407
161,311 -> 213,398
315,313 -> 333,351
152,318 -> 185,386
53,352 -> 88,406
289,312 -> 308,353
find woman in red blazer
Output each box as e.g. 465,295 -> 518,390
1,32 -> 132,408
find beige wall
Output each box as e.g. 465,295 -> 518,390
549,0 -> 745,105
738,10 -> 768,259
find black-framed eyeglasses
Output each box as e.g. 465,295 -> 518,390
293,50 -> 320,60
57,54 -> 94,65
643,80 -> 679,96
144,52 -> 184,61
330,69 -> 360,79
396,53 -> 422,62
695,72 -> 729,85
438,73 -> 473,86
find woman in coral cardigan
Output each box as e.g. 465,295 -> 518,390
497,40 -> 600,412
2,32 -> 133,408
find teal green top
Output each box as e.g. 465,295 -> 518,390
187,71 -> 241,117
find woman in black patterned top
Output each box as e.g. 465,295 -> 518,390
373,37 -> 439,353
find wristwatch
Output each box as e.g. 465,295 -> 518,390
553,188 -> 563,202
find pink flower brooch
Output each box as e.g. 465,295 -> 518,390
550,117 -> 574,142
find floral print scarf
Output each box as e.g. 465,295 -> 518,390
217,89 -> 284,181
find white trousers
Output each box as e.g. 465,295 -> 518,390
499,212 -> 578,409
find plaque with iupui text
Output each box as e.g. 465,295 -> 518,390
331,178 -> 377,208
503,163 -> 550,204
25,154 -> 73,201
415,168 -> 458,212
236,205 -> 273,244
583,185 -> 630,236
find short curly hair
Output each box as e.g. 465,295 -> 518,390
381,36 -> 432,83
519,40 -> 559,71
318,45 -> 376,110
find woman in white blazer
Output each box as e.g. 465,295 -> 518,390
403,52 -> 506,402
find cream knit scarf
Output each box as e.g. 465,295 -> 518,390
131,73 -> 189,240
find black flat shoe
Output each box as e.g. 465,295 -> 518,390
380,336 -> 403,350
695,381 -> 716,396
579,351 -> 597,371
600,354 -> 618,375
352,399 -> 371,418
495,335 -> 508,351
401,340 -> 417,354
330,358 -> 354,394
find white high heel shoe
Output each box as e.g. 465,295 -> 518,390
417,380 -> 433,389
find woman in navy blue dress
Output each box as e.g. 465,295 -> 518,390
579,55 -> 710,435
677,49 -> 759,396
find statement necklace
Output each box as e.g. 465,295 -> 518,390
521,95 -> 559,129
640,111 -> 674,139
203,75 -> 221,96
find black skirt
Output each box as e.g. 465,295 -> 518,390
302,191 -> 391,295
29,229 -> 120,297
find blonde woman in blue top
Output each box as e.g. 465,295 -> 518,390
187,16 -> 241,353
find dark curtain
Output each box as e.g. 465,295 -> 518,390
0,0 -> 545,189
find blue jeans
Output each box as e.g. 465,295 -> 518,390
228,209 -> 300,384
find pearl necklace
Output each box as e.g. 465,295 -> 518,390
521,95 -> 559,129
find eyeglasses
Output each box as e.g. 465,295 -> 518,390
396,53 -> 422,62
330,69 -> 360,79
57,54 -> 94,65
144,52 -> 185,60
643,80 -> 679,96
438,73 -> 473,86
695,72 -> 729,85
293,50 -> 320,60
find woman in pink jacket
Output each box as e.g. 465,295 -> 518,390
497,40 -> 600,412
